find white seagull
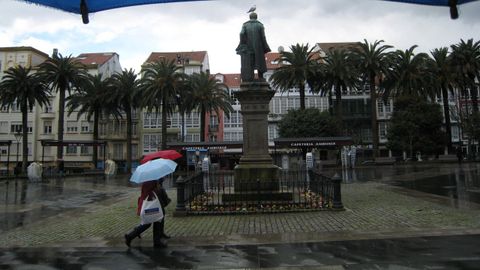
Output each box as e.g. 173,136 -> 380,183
247,5 -> 256,13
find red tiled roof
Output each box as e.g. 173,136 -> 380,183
220,73 -> 241,88
76,53 -> 117,67
266,52 -> 281,70
145,51 -> 207,65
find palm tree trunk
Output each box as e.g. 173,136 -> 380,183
21,102 -> 28,174
441,85 -> 452,153
328,90 -> 333,116
299,82 -> 306,110
126,105 -> 132,173
161,99 -> 168,150
200,108 -> 206,142
370,73 -> 379,159
57,89 -> 65,160
93,109 -> 99,168
470,78 -> 478,113
334,83 -> 343,132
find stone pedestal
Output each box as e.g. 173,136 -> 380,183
233,81 -> 281,192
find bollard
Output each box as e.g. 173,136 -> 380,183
332,173 -> 344,210
174,176 -> 187,216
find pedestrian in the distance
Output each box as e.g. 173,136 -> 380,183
124,179 -> 170,248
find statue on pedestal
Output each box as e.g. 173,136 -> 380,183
236,12 -> 271,82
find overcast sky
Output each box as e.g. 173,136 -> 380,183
1,0 -> 479,74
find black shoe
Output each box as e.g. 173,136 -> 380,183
161,233 -> 171,239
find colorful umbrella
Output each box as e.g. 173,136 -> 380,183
130,158 -> 177,184
140,150 -> 182,164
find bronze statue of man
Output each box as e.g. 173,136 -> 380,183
236,12 -> 271,82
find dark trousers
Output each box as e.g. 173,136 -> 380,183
133,217 -> 164,245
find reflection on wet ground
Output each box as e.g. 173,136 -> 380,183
334,164 -> 480,208
0,175 -> 132,232
1,234 -> 479,269
1,164 -> 479,233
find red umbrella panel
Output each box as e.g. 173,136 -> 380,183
141,150 -> 182,164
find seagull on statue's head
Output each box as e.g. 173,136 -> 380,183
247,5 -> 256,13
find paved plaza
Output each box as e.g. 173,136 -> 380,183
1,163 -> 480,269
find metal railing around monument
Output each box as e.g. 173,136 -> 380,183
174,169 -> 343,215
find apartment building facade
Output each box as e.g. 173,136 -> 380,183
0,47 -> 123,172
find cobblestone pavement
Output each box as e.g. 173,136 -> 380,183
1,163 -> 480,249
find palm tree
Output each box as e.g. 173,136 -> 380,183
38,53 -> 86,161
141,59 -> 187,149
451,38 -> 480,113
188,71 -> 233,142
269,43 -> 318,110
175,82 -> 193,142
108,69 -> 141,173
0,66 -> 50,174
351,39 -> 393,158
383,46 -> 431,99
66,74 -> 110,167
317,48 -> 359,130
427,47 -> 456,153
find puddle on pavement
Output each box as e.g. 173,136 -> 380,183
340,165 -> 480,208
392,168 -> 480,207
0,177 -> 129,232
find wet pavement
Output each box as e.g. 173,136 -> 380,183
1,234 -> 480,269
0,175 -> 134,232
1,163 -> 480,269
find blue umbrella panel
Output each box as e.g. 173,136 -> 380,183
21,0 -> 209,23
19,0 -> 478,23
383,0 -> 479,19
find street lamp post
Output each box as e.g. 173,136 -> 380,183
14,130 -> 22,176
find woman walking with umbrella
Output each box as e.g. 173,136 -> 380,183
125,158 -> 176,248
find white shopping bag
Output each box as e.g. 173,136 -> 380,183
140,193 -> 164,225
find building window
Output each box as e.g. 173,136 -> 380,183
113,143 -> 123,159
379,122 -> 388,141
80,146 -> 91,155
133,122 -> 138,136
210,114 -> 218,128
132,144 -> 138,160
43,121 -> 52,134
377,100 -> 384,116
66,121 -> 78,133
81,121 -> 92,133
224,111 -> 242,128
0,121 -> 8,133
268,125 -> 279,141
143,134 -> 161,153
100,123 -> 107,136
143,112 -> 162,129
10,123 -> 32,133
66,146 -> 77,155
224,131 -> 242,141
185,133 -> 200,142
452,126 -> 460,141
185,112 -> 200,128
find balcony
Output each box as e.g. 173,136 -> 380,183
40,112 -> 55,119
38,134 -> 55,140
